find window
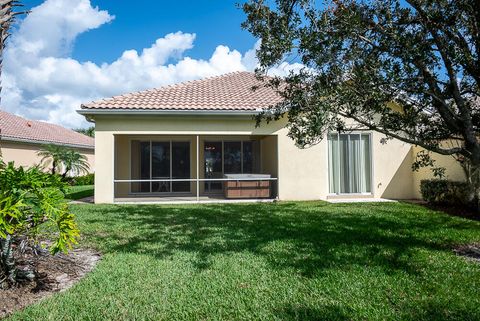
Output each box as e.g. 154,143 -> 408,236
131,140 -> 191,193
328,133 -> 372,194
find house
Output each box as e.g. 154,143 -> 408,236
78,71 -> 464,204
0,110 -> 95,173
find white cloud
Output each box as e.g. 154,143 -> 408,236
2,0 -> 302,128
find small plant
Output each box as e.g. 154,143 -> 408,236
0,161 -> 79,288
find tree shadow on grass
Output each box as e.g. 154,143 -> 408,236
77,201 -> 480,278
275,303 -> 352,321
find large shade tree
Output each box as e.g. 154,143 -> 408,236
242,0 -> 480,196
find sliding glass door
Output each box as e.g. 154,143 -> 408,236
328,133 -> 372,194
131,140 -> 190,194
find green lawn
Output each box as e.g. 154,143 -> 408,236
64,185 -> 94,200
7,201 -> 480,320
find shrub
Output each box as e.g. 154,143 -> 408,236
70,173 -> 94,186
420,179 -> 473,205
0,162 -> 79,287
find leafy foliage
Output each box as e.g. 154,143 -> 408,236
420,179 -> 473,205
60,149 -> 90,178
74,126 -> 95,138
70,173 -> 95,186
242,0 -> 480,185
0,161 -> 79,286
37,144 -> 66,175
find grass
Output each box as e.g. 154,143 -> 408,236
64,185 -> 94,200
7,201 -> 480,320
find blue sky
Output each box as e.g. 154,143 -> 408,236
4,0 -> 299,127
21,0 -> 256,64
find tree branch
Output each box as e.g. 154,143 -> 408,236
337,110 -> 464,156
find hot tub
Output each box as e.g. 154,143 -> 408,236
223,174 -> 271,199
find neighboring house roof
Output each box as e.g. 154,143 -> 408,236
81,71 -> 283,113
0,110 -> 94,149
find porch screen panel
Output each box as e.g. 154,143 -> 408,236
140,142 -> 151,193
243,141 -> 253,173
151,142 -> 170,193
224,142 -> 242,174
130,140 -> 143,193
328,133 -> 371,194
204,142 -> 223,192
172,142 -> 190,192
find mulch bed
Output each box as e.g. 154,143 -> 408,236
426,203 -> 480,221
405,200 -> 480,221
0,247 -> 100,318
454,243 -> 480,263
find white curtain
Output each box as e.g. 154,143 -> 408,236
328,134 -> 339,193
328,133 -> 371,194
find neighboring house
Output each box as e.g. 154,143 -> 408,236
78,71 -> 463,204
0,110 -> 95,173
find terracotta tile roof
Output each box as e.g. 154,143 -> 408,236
81,71 -> 283,111
0,111 -> 94,149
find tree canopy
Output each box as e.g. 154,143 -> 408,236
242,0 -> 480,170
74,127 -> 95,138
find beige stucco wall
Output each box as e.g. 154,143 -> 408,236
372,133 -> 415,199
411,146 -> 465,199
92,114 -> 460,203
0,140 -> 95,174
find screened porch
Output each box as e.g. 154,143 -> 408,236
113,134 -> 278,203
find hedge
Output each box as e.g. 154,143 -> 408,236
420,179 -> 472,205
69,173 -> 94,186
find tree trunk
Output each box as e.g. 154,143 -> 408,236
461,160 -> 480,211
0,234 -> 16,288
62,166 -> 70,179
